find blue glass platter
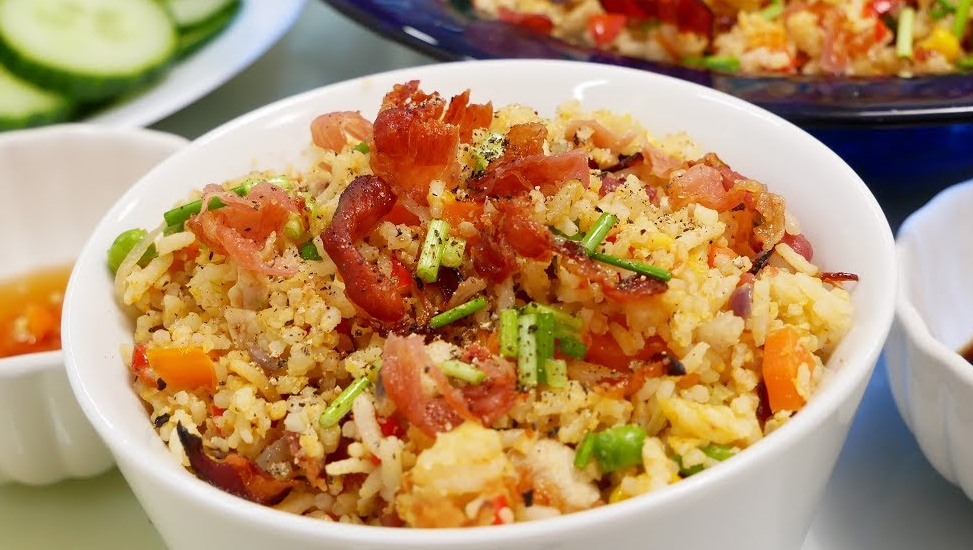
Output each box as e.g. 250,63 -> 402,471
323,0 -> 973,127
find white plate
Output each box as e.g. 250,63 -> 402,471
84,0 -> 308,128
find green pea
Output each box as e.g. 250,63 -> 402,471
108,228 -> 157,274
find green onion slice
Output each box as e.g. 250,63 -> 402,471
429,296 -> 487,329
581,212 -> 618,253
557,336 -> 588,359
897,7 -> 916,58
440,236 -> 467,268
589,251 -> 672,282
299,241 -> 322,261
320,376 -> 371,428
417,219 -> 450,283
517,313 -> 539,387
499,309 -> 520,358
574,432 -> 597,468
439,359 -> 487,384
955,0 -> 972,37
521,302 -> 582,332
545,358 -> 568,389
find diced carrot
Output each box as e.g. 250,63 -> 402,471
441,198 -> 482,228
707,244 -> 737,268
384,202 -> 421,226
676,372 -> 701,389
761,326 -> 814,413
146,346 -> 217,392
588,14 -> 627,47
491,494 -> 510,525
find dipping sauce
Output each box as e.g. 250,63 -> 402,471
0,265 -> 71,359
961,340 -> 973,365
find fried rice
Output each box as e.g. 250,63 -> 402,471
113,80 -> 855,527
473,0 -> 970,76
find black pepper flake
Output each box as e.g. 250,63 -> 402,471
748,249 -> 775,275
661,353 -> 686,376
156,378 -> 168,391
522,489 -> 534,507
153,413 -> 171,428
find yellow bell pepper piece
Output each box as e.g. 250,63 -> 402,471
920,27 -> 961,62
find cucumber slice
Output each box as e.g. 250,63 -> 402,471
164,0 -> 239,31
0,62 -> 72,131
0,0 -> 177,102
172,0 -> 241,58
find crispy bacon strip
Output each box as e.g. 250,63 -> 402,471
556,240 -> 668,301
310,111 -> 373,152
600,0 -> 713,36
471,199 -> 553,283
443,90 -> 493,144
322,175 -> 408,323
457,344 -> 517,426
473,148 -> 589,197
176,423 -> 295,505
381,334 -> 465,437
186,182 -> 300,276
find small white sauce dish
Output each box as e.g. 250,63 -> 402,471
0,124 -> 187,485
887,179 -> 973,502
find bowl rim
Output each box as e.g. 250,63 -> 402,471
0,124 -> 188,379
62,58 -> 897,545
895,180 -> 973,388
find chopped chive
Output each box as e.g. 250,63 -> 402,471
897,7 -> 916,58
439,359 -> 487,384
353,141 -> 370,154
574,432 -> 597,468
283,212 -> 305,241
702,443 -> 736,462
557,336 -> 588,359
535,312 -> 556,365
550,226 -> 584,241
299,241 -> 322,261
499,309 -> 520,358
955,0 -> 972,37
521,302 -> 583,331
759,0 -> 783,19
545,358 -> 568,389
589,251 -> 672,282
163,180 -> 256,231
429,296 -> 487,329
581,212 -> 618,253
960,54 -> 973,69
932,0 -> 955,20
517,313 -> 539,387
440,236 -> 467,268
417,219 -> 450,283
319,376 -> 371,427
684,55 -> 741,73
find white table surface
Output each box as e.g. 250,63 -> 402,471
3,2 -> 972,548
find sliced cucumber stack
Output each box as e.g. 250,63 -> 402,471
0,63 -> 72,131
0,0 -> 177,102
164,0 -> 242,58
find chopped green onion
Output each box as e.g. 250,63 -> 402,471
354,141 -> 370,154
550,226 -> 584,241
591,424 -> 647,473
499,309 -> 520,358
439,359 -> 486,384
417,219 -> 450,283
759,0 -> 783,19
702,443 -> 736,462
557,336 -> 588,359
545,358 -> 568,389
684,55 -> 741,73
959,54 -> 973,69
107,228 -> 156,274
574,432 -> 597,468
581,212 -> 618,253
677,456 -> 705,477
517,313 -> 539,387
283,213 -> 305,241
932,0 -> 956,20
264,174 -> 293,190
429,296 -> 487,329
319,376 -> 371,428
440,236 -> 467,268
897,7 -> 916,58
470,132 -> 506,175
589,251 -> 672,282
955,0 -> 972,37
521,302 -> 583,331
299,241 -> 322,261
163,180 -> 256,231
535,312 -> 556,363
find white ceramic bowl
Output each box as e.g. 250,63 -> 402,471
0,124 -> 187,485
887,179 -> 973,502
62,60 -> 896,549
